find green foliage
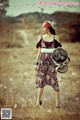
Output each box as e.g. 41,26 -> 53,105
0,0 -> 9,16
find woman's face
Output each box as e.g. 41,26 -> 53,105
42,27 -> 49,34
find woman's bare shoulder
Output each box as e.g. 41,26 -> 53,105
55,35 -> 60,42
38,35 -> 42,42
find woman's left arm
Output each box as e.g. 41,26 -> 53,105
55,35 -> 60,42
54,35 -> 62,48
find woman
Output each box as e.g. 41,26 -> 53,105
35,21 -> 62,108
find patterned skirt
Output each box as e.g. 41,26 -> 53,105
35,53 -> 59,92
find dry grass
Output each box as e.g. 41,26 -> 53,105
0,36 -> 80,120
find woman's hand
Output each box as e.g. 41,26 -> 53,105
34,65 -> 38,71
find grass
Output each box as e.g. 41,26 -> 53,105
0,39 -> 80,120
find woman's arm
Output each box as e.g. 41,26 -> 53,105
35,48 -> 41,65
54,35 -> 62,48
55,35 -> 60,42
35,35 -> 42,65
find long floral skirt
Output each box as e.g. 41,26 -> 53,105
35,53 -> 59,92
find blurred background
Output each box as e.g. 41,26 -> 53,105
0,0 -> 80,120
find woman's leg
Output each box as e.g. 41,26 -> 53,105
55,91 -> 61,108
36,87 -> 44,106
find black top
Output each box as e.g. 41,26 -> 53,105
36,37 -> 62,49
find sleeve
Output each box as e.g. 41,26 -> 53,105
54,39 -> 62,48
36,35 -> 42,49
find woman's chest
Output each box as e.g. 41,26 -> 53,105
41,40 -> 54,48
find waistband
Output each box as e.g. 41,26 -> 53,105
41,48 -> 55,53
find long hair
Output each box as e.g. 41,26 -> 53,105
48,27 -> 56,35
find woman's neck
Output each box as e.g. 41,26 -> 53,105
45,32 -> 52,36
42,33 -> 54,42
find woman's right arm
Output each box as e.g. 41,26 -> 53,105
35,48 -> 41,71
35,35 -> 42,70
35,48 -> 41,64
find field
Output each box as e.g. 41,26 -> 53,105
0,33 -> 80,120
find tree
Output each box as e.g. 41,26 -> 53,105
0,0 -> 10,16
41,8 -> 44,13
